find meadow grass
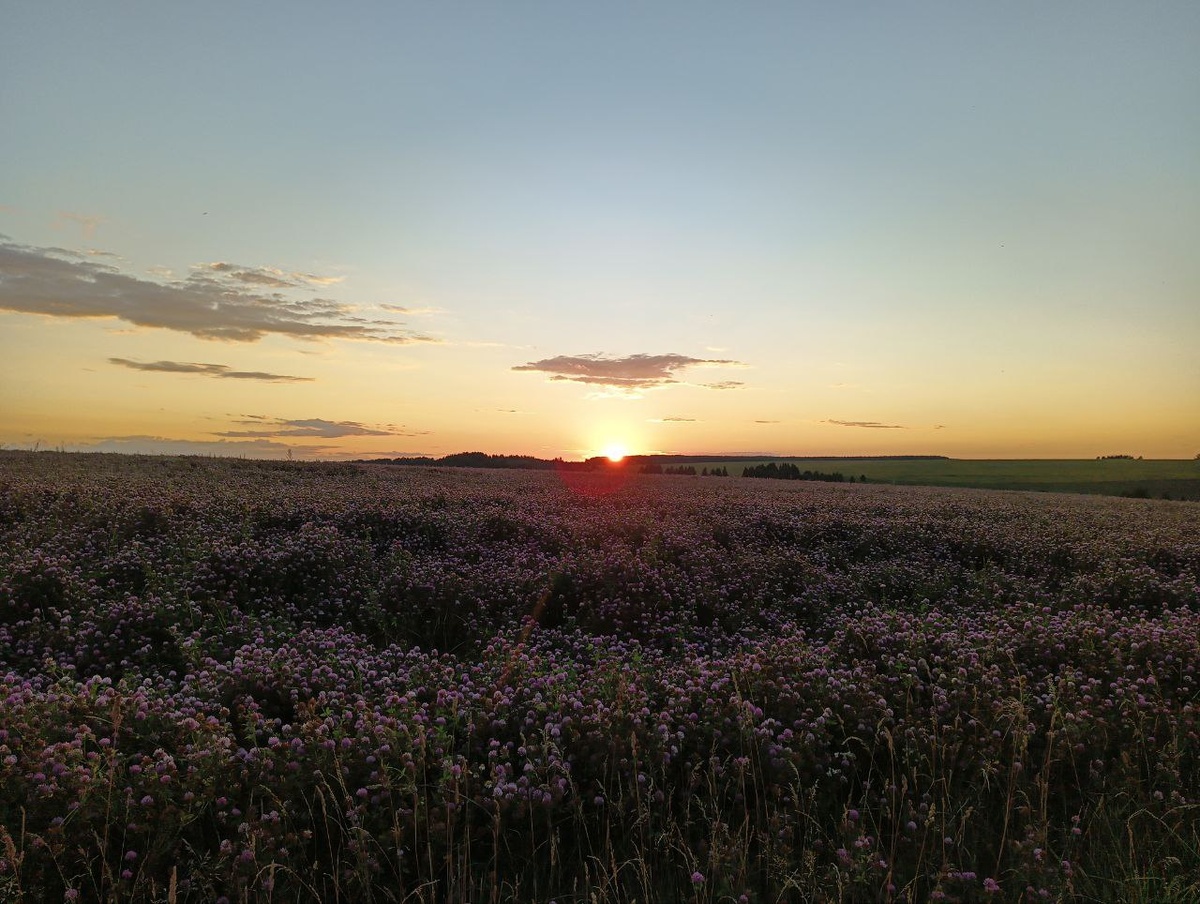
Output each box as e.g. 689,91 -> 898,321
0,452 -> 1198,902
686,458 -> 1200,500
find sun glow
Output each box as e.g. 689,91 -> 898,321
601,443 -> 629,463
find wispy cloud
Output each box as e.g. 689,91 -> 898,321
54,212 -> 106,239
0,238 -> 435,344
825,419 -> 906,429
199,261 -> 343,289
215,416 -> 425,439
64,435 -> 334,457
109,357 -> 313,383
379,303 -> 444,316
701,380 -> 744,391
754,419 -> 780,424
652,416 -> 698,423
513,352 -> 743,394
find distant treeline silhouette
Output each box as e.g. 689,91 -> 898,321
640,464 -> 730,476
363,452 -> 668,472
742,462 -> 866,483
361,452 -> 919,476
365,452 -> 552,469
363,452 -> 607,471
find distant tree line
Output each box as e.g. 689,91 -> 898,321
365,452 -> 624,472
742,462 -> 867,483
1097,454 -> 1138,460
639,464 -> 730,476
365,452 -> 558,470
360,451 -> 950,473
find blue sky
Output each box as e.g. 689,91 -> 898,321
2,1 -> 1198,458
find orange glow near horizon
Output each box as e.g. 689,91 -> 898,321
601,443 -> 628,463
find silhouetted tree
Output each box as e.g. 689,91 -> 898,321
742,463 -> 846,483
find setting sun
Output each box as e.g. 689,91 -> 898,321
601,443 -> 628,463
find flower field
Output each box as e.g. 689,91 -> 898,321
1,452 -> 1198,903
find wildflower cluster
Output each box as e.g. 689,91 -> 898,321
0,452 -> 1197,902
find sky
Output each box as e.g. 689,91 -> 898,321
2,1 -> 1198,460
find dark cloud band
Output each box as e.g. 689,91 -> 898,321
825,419 -> 906,429
215,417 -> 424,439
109,358 -> 312,383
